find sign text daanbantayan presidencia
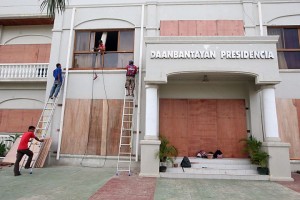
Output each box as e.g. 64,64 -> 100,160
150,50 -> 274,59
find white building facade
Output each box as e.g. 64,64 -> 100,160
1,0 -> 300,181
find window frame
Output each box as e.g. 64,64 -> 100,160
268,26 -> 300,69
72,29 -> 135,69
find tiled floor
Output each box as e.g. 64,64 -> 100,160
1,164 -> 300,200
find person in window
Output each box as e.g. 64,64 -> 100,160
94,40 -> 106,55
49,63 -> 62,99
125,60 -> 138,97
92,40 -> 106,67
14,126 -> 44,176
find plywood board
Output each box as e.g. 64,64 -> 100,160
34,138 -> 52,168
217,20 -> 244,36
179,20 -> 197,36
159,99 -> 247,158
61,99 -> 91,155
0,109 -> 42,133
2,138 -> 21,163
160,20 -> 179,36
86,100 -> 103,155
276,98 -> 300,158
0,44 -> 51,63
196,20 -> 218,36
106,100 -> 123,156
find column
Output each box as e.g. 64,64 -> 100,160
144,84 -> 159,140
261,85 -> 293,181
261,85 -> 280,141
140,84 -> 160,177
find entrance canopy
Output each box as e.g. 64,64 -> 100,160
144,36 -> 280,85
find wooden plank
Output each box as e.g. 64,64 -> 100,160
160,20 -> 179,36
0,109 -> 42,133
196,20 -> 218,36
0,44 -> 51,63
179,20 -> 197,36
100,100 -> 108,155
34,138 -> 52,168
276,98 -> 300,158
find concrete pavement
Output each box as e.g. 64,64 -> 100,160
1,165 -> 300,200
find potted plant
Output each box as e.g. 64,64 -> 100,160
240,136 -> 269,175
252,150 -> 269,175
157,135 -> 178,172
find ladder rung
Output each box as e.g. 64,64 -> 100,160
118,160 -> 131,163
124,114 -> 133,116
119,152 -> 131,155
121,136 -> 131,138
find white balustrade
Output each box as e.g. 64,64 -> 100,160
0,63 -> 49,79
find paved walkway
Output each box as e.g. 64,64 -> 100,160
1,164 -> 300,200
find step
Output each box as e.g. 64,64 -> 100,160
160,157 -> 269,181
160,172 -> 269,181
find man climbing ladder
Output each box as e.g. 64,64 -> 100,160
125,60 -> 138,97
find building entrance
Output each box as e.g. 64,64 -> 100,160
159,99 -> 247,158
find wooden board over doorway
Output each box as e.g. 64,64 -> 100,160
159,99 -> 247,158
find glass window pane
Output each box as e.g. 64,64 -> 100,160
74,53 -> 103,68
284,51 -> 300,69
75,32 -> 90,51
278,52 -> 300,69
267,28 -> 283,48
119,31 -> 134,51
283,29 -> 300,49
103,52 -> 134,68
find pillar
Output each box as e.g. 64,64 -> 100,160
140,84 -> 161,177
261,85 -> 293,181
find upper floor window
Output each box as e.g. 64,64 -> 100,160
268,27 -> 300,69
73,30 -> 134,69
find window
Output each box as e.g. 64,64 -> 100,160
73,30 -> 134,69
268,27 -> 300,69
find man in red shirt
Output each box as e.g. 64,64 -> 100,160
14,126 -> 44,176
125,60 -> 138,97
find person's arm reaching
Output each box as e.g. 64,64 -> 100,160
35,136 -> 44,142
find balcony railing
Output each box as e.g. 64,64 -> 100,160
0,63 -> 48,80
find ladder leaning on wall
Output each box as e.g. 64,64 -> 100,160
20,80 -> 64,174
116,90 -> 136,176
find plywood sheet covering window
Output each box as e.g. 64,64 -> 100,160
0,109 -> 42,133
160,20 -> 244,36
60,99 -> 122,156
0,44 -> 51,63
276,99 -> 300,159
159,99 -> 247,158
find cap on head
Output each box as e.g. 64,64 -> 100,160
129,60 -> 134,65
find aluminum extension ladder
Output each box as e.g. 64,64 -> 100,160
20,81 -> 64,173
116,90 -> 135,176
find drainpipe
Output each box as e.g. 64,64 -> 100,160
135,4 -> 145,162
56,7 -> 76,160
258,1 -> 263,36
